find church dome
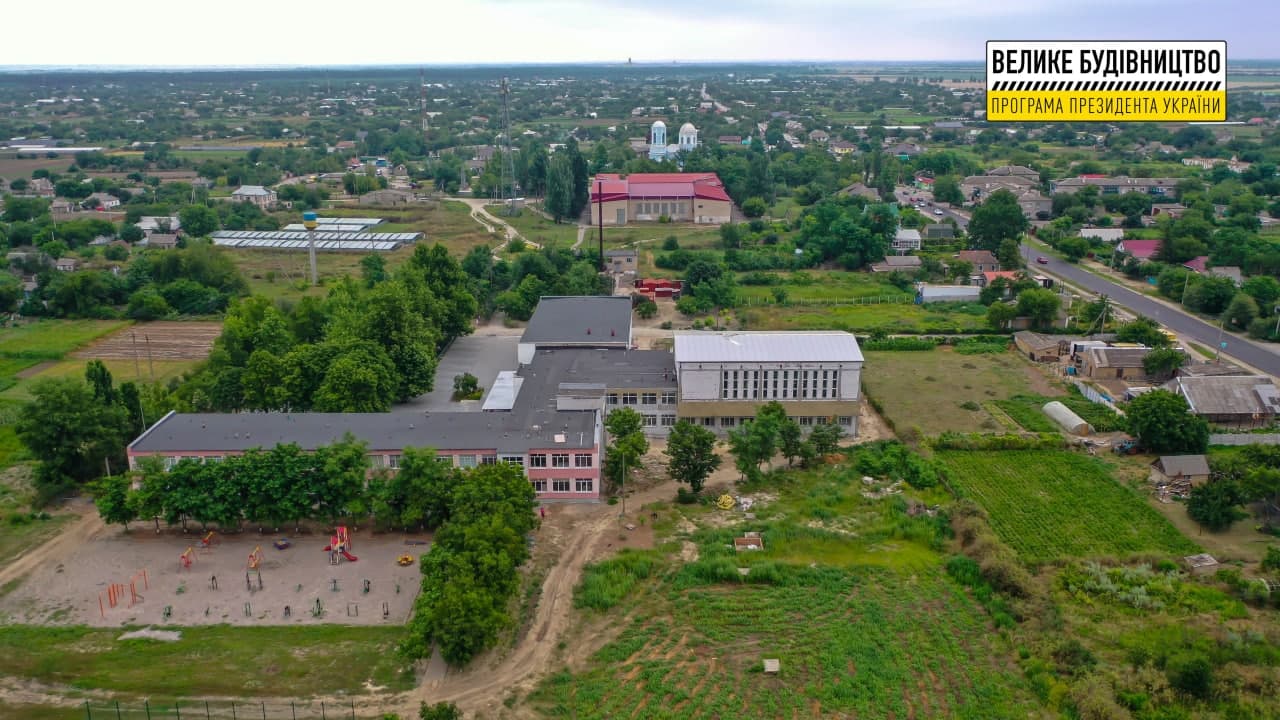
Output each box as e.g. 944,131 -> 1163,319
679,122 -> 696,135
651,120 -> 666,129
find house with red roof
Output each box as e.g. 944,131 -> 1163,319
978,270 -> 1024,288
1183,256 -> 1209,274
589,173 -> 733,226
1117,239 -> 1161,261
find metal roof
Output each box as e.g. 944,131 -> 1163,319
482,371 -> 523,411
520,296 -> 633,347
1155,455 -> 1210,477
674,332 -> 863,364
210,229 -> 420,252
1167,375 -> 1280,416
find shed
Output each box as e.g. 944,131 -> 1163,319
1151,455 -> 1211,487
1043,401 -> 1092,435
1183,553 -> 1220,576
1014,331 -> 1063,362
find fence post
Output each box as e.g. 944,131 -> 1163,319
85,700 -> 92,720
350,699 -> 356,719
174,699 -> 180,719
145,700 -> 152,720
321,701 -> 327,720
231,703 -> 237,720
291,702 -> 297,720
262,702 -> 267,720
116,701 -> 123,720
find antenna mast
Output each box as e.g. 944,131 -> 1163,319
500,77 -> 518,216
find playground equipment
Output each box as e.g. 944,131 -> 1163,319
97,569 -> 148,617
323,526 -> 357,564
716,494 -> 736,510
247,546 -> 264,570
179,547 -> 196,571
199,530 -> 218,549
397,554 -> 414,566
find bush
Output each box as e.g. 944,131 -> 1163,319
662,235 -> 679,251
575,550 -> 657,611
862,337 -> 938,351
1165,651 -> 1214,699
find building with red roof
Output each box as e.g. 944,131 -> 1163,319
589,173 -> 733,226
1117,239 -> 1162,261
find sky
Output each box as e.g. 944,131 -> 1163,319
2,0 -> 1276,67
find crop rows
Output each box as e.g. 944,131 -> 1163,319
531,570 -> 1032,719
940,450 -> 1199,563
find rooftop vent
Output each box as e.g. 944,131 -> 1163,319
554,433 -> 567,443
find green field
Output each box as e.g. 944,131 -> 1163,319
531,460 -> 1035,718
0,625 -> 414,698
940,450 -> 1200,563
0,320 -> 130,359
861,348 -> 1061,435
736,271 -> 909,302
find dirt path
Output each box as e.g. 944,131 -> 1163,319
457,198 -> 541,253
0,506 -> 105,588
411,478 -> 676,716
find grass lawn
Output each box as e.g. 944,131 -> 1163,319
0,625 -> 415,698
940,450 -> 1200,563
5,358 -> 197,396
736,271 -> 909,302
532,460 -> 1036,718
860,348 -> 1061,435
739,301 -> 990,334
0,320 -> 131,360
502,208 -> 582,249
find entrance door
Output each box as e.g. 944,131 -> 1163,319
615,208 -> 626,225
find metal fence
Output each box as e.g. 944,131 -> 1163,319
1210,433 -> 1280,446
81,699 -> 384,720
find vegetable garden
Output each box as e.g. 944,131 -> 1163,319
940,450 -> 1199,563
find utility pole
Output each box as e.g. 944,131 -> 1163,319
596,178 -> 605,273
303,211 -> 319,286
1215,316 -> 1227,363
144,334 -> 155,381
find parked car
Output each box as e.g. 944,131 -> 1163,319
1036,256 -> 1049,265
933,209 -> 943,216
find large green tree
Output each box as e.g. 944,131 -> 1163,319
545,153 -> 574,222
1127,390 -> 1209,454
967,189 -> 1029,253
17,378 -> 131,503
1016,288 -> 1061,329
664,420 -> 720,494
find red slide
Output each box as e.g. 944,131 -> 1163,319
340,550 -> 358,562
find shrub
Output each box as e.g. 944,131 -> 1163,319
575,550 -> 658,611
1165,651 -> 1214,699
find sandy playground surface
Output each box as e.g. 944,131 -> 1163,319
0,525 -> 427,627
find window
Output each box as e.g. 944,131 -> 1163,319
501,455 -> 523,466
720,416 -> 736,427
368,455 -> 384,469
643,414 -> 658,427
531,479 -> 548,493
575,479 -> 594,493
607,393 -> 619,406
642,392 -> 657,405
574,454 -> 593,467
552,479 -> 571,492
701,417 -> 716,426
622,393 -> 638,405
662,391 -> 677,404
457,455 -> 477,468
552,453 -> 570,468
837,416 -> 854,426
529,453 -> 548,468
798,416 -> 813,426
436,455 -> 454,465
660,414 -> 677,427
388,454 -> 401,469
481,455 -> 497,465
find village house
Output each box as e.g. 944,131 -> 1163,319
1013,331 -> 1064,362
1050,175 -> 1179,197
604,249 -> 638,273
870,255 -> 922,273
1116,239 -> 1161,262
956,250 -> 1000,274
1150,455 -> 1211,489
1078,346 -> 1151,380
1079,228 -> 1125,243
923,223 -> 954,240
231,185 -> 278,209
1164,374 -> 1280,429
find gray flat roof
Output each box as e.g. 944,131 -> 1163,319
525,347 -> 676,390
520,296 -> 633,347
675,331 -> 863,364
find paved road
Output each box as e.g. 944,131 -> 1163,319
893,186 -> 969,229
1025,243 -> 1280,378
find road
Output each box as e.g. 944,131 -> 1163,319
893,186 -> 969,229
1025,243 -> 1280,378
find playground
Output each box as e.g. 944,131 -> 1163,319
0,524 -> 426,627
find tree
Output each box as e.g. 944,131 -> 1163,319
1187,480 -> 1247,532
1222,292 -> 1259,330
1115,316 -> 1171,348
932,175 -> 963,205
967,190 -> 1029,253
778,418 -> 803,466
16,378 -> 130,504
809,422 -> 845,455
360,254 -> 388,287
664,420 -> 720,494
1058,237 -> 1090,262
996,237 -> 1023,270
419,702 -> 462,720
1142,347 -> 1188,380
544,153 -> 573,222
89,474 -> 136,529
1126,390 -> 1209,454
604,408 -> 648,491
742,197 -> 767,218
178,204 -> 219,238
1242,275 -> 1280,312
85,359 -> 117,404
1016,288 -> 1061,329
636,300 -> 658,319
986,302 -> 1017,330
452,372 -> 480,400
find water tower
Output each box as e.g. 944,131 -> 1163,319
303,211 -> 319,285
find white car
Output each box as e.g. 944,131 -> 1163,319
933,209 -> 944,216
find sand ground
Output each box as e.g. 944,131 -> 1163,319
0,525 -> 428,627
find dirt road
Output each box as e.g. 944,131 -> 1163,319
0,505 -> 105,589
457,199 -> 540,252
410,478 -> 675,715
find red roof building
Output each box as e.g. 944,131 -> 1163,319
589,173 -> 733,226
1117,239 -> 1162,261
1183,256 -> 1209,273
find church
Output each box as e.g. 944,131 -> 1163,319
646,120 -> 698,161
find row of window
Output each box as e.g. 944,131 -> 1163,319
637,201 -> 687,217
531,479 -> 595,493
698,415 -> 855,428
529,453 -> 594,468
721,369 -> 841,400
606,391 -> 677,406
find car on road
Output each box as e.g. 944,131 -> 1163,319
1036,256 -> 1049,265
933,209 -> 943,215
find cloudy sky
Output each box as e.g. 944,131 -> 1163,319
2,0 -> 1274,67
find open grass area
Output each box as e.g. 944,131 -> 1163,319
534,459 -> 1035,718
739,300 -> 990,333
0,625 -> 415,698
0,320 -> 131,360
501,207 -> 582,248
228,245 -> 419,302
736,271 -> 908,302
861,348 -> 1061,435
1,359 -> 197,400
940,450 -> 1200,563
